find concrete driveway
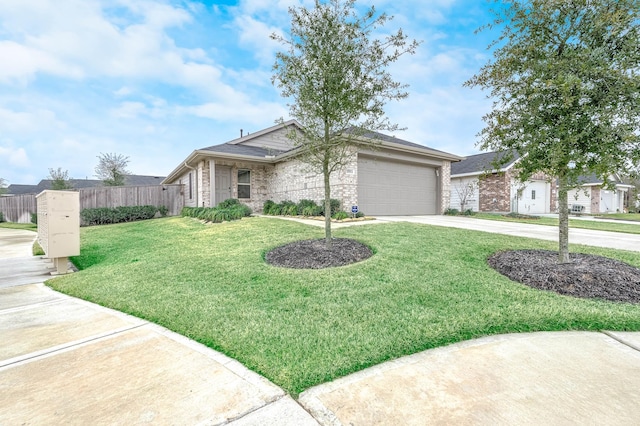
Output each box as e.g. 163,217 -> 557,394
375,215 -> 640,251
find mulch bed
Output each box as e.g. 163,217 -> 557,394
489,249 -> 640,304
265,238 -> 373,269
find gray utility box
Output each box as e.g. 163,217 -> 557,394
36,190 -> 80,274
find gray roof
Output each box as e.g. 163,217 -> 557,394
5,175 -> 166,195
345,128 -> 455,156
201,143 -> 283,158
451,151 -> 520,176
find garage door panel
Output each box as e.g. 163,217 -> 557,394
358,156 -> 437,215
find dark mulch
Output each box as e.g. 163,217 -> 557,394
489,249 -> 640,304
265,238 -> 373,269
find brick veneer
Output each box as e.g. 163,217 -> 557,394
479,172 -> 511,212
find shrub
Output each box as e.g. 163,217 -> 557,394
355,211 -> 365,218
31,212 -> 38,224
297,199 -> 318,215
180,202 -> 251,224
332,211 -> 349,220
319,199 -> 341,216
301,206 -> 318,216
82,205 -> 165,226
218,198 -> 240,209
0,211 -> 4,223
444,208 -> 459,216
463,208 -> 475,216
278,200 -> 298,216
158,206 -> 169,217
263,200 -> 276,215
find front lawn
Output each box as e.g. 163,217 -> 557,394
474,213 -> 640,234
47,217 -> 640,395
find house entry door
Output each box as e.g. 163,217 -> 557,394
215,166 -> 232,205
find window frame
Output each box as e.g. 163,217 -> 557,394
237,169 -> 251,199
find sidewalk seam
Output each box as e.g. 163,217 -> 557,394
601,331 -> 640,353
0,323 -> 147,369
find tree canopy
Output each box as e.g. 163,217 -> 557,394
272,0 -> 418,246
47,167 -> 74,190
465,0 -> 640,262
95,153 -> 130,187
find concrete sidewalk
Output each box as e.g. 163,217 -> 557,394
0,228 -> 318,425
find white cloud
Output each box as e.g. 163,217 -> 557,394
0,146 -> 30,168
234,15 -> 284,64
181,101 -> 287,125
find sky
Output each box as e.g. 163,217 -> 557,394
0,0 -> 499,185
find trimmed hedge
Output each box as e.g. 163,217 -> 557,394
263,198 -> 346,217
181,199 -> 252,223
81,205 -> 168,226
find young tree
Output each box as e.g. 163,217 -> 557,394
454,179 -> 478,212
272,0 -> 418,248
465,0 -> 640,263
47,167 -> 74,190
95,153 -> 130,186
0,178 -> 7,195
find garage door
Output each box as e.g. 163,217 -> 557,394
358,156 -> 437,215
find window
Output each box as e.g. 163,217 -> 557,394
531,190 -> 536,200
238,169 -> 250,199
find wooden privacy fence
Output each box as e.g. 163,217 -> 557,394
0,185 -> 184,223
0,194 -> 37,223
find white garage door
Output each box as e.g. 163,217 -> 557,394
358,156 -> 437,215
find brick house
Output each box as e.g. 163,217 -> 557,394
162,120 -> 462,215
450,151 -> 557,214
450,151 -> 631,214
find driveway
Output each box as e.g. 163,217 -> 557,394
375,215 -> 640,252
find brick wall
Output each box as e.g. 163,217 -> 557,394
479,172 -> 511,212
440,161 -> 451,214
266,151 -> 358,212
591,187 -> 601,213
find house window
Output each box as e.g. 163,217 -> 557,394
238,169 -> 250,199
531,190 -> 536,200
188,172 -> 193,199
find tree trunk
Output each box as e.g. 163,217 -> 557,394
557,174 -> 570,263
323,153 -> 332,249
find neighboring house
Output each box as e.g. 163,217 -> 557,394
4,175 -> 166,196
162,120 -> 463,215
567,174 -> 631,214
450,151 -> 556,214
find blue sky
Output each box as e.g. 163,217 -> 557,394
0,0 -> 497,185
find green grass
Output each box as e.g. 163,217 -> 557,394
596,213 -> 640,222
0,222 -> 37,231
46,217 -> 640,396
474,213 -> 640,234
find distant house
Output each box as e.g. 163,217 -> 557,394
4,175 -> 166,196
567,174 -> 631,214
162,120 -> 462,215
450,151 -> 556,214
450,151 -> 630,214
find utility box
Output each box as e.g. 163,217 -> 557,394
36,190 -> 80,274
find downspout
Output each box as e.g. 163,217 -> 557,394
184,162 -> 198,207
